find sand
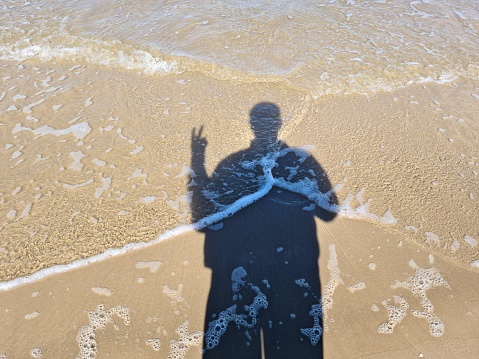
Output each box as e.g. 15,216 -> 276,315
1,59 -> 479,357
1,215 -> 478,358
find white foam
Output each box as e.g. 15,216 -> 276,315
17,203 -> 32,220
13,122 -> 92,141
347,282 -> 366,293
6,209 -> 16,220
76,304 -> 130,359
30,348 -> 42,358
450,238 -> 460,252
139,196 -> 157,204
130,146 -> 144,155
23,99 -> 45,114
168,321 -> 203,358
205,267 -> 268,350
176,165 -> 197,178
470,260 -> 479,269
463,235 -> 478,248
89,158 -> 105,168
94,175 -> 111,199
129,168 -> 147,181
68,151 -> 85,171
300,304 -> 323,346
0,31 -> 176,76
145,338 -> 161,352
207,222 -> 224,230
91,287 -> 112,296
424,232 -> 440,247
377,296 -> 409,334
135,260 -> 162,273
163,284 -> 184,302
392,265 -> 450,337
13,94 -> 26,101
12,150 -> 23,159
322,244 -> 343,318
25,311 -> 40,320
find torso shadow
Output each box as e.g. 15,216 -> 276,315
203,188 -> 328,359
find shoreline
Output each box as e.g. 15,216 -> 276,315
1,59 -> 478,282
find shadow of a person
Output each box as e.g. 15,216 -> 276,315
190,102 -> 337,359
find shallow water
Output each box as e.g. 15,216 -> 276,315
2,0 -> 479,95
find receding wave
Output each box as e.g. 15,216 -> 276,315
2,26 -> 479,98
0,27 -> 176,75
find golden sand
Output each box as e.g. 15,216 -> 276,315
1,59 -> 479,357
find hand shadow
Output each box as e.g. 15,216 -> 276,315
190,102 -> 337,358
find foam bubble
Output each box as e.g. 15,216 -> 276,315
145,338 -> 161,352
76,304 -> 130,359
450,238 -> 460,252
294,278 -> 311,289
16,203 -> 32,220
94,175 -> 111,199
300,304 -> 323,346
377,296 -> 409,334
92,158 -> 106,167
470,260 -> 479,269
6,209 -> 17,220
130,146 -> 144,155
30,348 -> 42,358
205,267 -> 268,350
168,321 -> 202,359
392,265 -> 450,337
62,179 -> 94,190
207,222 -> 224,230
347,282 -> 366,293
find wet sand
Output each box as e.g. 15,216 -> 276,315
1,60 -> 478,282
1,214 -> 478,358
1,60 -> 479,358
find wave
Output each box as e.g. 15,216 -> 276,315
2,25 -> 479,100
0,27 -> 176,75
